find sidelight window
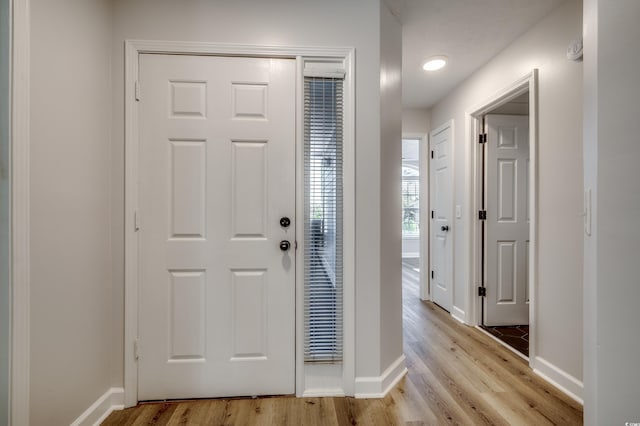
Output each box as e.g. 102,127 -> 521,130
303,75 -> 344,363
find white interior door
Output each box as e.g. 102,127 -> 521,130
429,122 -> 453,312
137,54 -> 296,400
484,114 -> 529,326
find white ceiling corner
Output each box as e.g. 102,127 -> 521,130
401,0 -> 567,109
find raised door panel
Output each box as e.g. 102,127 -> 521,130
496,241 -> 516,303
170,81 -> 207,118
435,167 -> 449,221
230,269 -> 268,360
497,159 -> 516,223
231,141 -> 268,239
169,270 -> 206,361
434,235 -> 446,293
170,140 -> 206,239
232,83 -> 268,120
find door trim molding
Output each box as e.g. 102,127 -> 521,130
124,40 -> 355,406
466,69 -> 539,366
11,0 -> 31,424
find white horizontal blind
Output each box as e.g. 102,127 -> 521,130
304,76 -> 344,363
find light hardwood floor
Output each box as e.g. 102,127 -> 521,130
102,261 -> 582,425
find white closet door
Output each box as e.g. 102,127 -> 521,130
484,114 -> 529,326
430,122 -> 453,312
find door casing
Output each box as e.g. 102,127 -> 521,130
466,70 -> 538,366
124,40 -> 355,407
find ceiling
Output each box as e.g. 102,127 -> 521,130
389,0 -> 566,109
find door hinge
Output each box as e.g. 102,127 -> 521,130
431,210 -> 434,219
135,81 -> 141,101
478,286 -> 486,297
431,270 -> 435,279
134,338 -> 140,360
134,210 -> 140,231
478,133 -> 487,144
431,150 -> 434,159
478,210 -> 487,220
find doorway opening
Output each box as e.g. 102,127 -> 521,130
401,135 -> 429,302
469,71 -> 538,361
479,97 -> 530,357
402,137 -> 421,291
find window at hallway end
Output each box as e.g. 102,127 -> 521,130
402,138 -> 420,238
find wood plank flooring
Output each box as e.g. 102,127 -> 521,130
102,261 -> 582,425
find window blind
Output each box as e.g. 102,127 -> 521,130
304,76 -> 344,363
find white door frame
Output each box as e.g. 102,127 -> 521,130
402,132 -> 429,300
466,70 -> 538,365
124,40 -> 355,406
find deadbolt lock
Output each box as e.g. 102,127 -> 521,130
280,217 -> 291,228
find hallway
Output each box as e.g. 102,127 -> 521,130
102,262 -> 582,424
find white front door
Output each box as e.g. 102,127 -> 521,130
484,114 -> 529,326
429,122 -> 453,312
137,54 -> 296,400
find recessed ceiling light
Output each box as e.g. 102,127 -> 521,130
422,56 -> 448,71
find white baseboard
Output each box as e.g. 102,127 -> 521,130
354,354 -> 407,398
71,387 -> 125,426
533,357 -> 583,405
451,306 -> 466,324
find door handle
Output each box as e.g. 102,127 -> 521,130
441,225 -> 449,232
279,240 -> 291,251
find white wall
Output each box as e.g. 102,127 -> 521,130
379,2 -> 404,373
111,0 -> 402,387
431,0 -> 584,391
30,0 -> 114,424
583,0 -> 640,423
402,108 -> 431,135
0,0 -> 10,421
